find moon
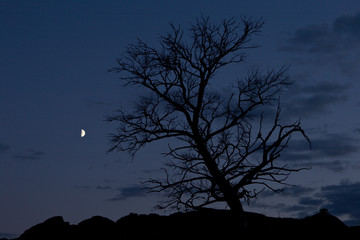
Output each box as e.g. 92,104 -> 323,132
81,129 -> 86,137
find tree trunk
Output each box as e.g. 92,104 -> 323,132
195,138 -> 247,229
226,191 -> 247,230
226,192 -> 244,213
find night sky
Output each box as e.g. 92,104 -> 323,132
1,0 -> 360,237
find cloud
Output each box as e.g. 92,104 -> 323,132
298,197 -> 324,206
251,201 -> 317,219
86,100 -> 113,109
254,180 -> 360,225
252,180 -> 360,226
282,81 -> 348,119
301,134 -> 357,157
281,23 -> 333,53
304,160 -> 349,173
261,185 -> 315,198
281,13 -> 360,54
320,180 -> 360,226
13,149 -> 45,161
280,13 -> 360,80
333,13 -> 360,41
281,133 -> 359,172
276,14 -> 360,125
0,233 -> 17,239
255,185 -> 319,218
73,185 -> 91,190
300,81 -> 348,94
0,143 -> 11,155
107,185 -> 147,201
96,185 -> 111,190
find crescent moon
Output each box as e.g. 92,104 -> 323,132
81,129 -> 86,137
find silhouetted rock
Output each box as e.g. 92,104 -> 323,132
302,208 -> 347,234
116,213 -> 167,239
74,216 -> 117,239
17,216 -> 70,240
350,225 -> 360,236
12,209 -> 359,240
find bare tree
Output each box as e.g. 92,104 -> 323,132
107,17 -> 310,216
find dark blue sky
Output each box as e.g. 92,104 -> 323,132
1,0 -> 360,236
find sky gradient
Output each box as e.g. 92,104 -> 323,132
1,0 -> 360,237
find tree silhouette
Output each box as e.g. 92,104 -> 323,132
108,17 -> 310,218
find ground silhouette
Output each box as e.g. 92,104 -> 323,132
4,209 -> 359,240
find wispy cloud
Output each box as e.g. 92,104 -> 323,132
0,142 -> 11,155
281,133 -> 359,172
320,180 -> 360,226
73,185 -> 92,190
86,100 -> 113,109
253,185 -> 320,218
261,185 -> 315,198
96,185 -> 112,190
0,233 -> 17,239
13,149 -> 45,161
253,180 -> 360,226
277,13 -> 360,126
298,197 -> 323,206
251,201 -> 318,219
282,81 -> 348,119
107,185 -> 147,201
280,13 -> 360,54
280,12 -> 360,81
